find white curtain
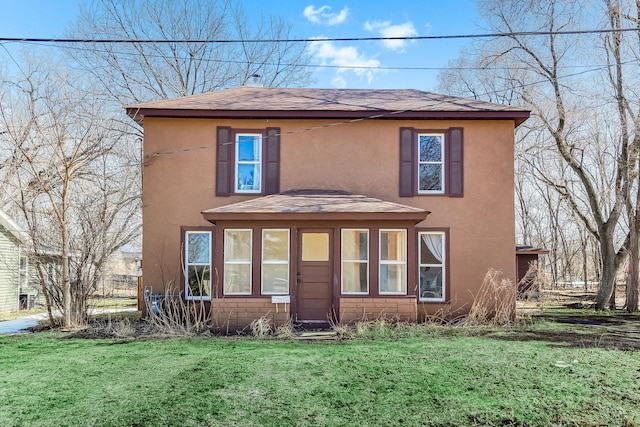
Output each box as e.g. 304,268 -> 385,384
422,233 -> 443,263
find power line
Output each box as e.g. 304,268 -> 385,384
16,39 -> 638,74
1,27 -> 639,44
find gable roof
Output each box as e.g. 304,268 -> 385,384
202,189 -> 429,223
0,210 -> 27,244
126,87 -> 530,125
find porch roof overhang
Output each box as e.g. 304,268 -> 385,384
202,190 -> 429,224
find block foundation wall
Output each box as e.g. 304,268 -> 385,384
339,297 -> 417,323
210,298 -> 290,331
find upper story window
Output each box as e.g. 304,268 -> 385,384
235,134 -> 262,193
399,127 -> 463,197
216,127 -> 280,197
418,133 -> 445,194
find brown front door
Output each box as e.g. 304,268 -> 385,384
297,229 -> 333,322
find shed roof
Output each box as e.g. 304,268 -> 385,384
516,245 -> 550,255
202,189 -> 429,223
126,87 -> 530,125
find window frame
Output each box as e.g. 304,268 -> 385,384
417,132 -> 446,195
184,230 -> 212,301
418,230 -> 447,302
261,228 -> 290,295
223,228 -> 253,296
341,228 -> 370,295
378,229 -> 407,295
234,133 -> 263,194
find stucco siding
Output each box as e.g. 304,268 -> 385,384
0,224 -> 20,314
141,117 -> 517,319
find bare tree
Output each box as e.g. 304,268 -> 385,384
65,0 -> 313,105
438,0 -> 640,310
0,56 -> 140,326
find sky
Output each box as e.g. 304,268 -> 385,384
0,0 -> 482,91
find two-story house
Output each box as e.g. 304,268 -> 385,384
126,87 -> 529,329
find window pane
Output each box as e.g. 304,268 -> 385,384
237,135 -> 260,161
420,235 -> 443,264
237,163 -> 261,191
419,164 -> 442,191
187,265 -> 211,297
342,230 -> 368,260
380,231 -> 406,261
224,264 -> 251,294
187,232 -> 210,264
262,264 -> 289,294
380,264 -> 406,293
225,230 -> 251,261
342,262 -> 368,293
263,230 -> 288,261
420,266 -> 443,299
419,135 -> 442,162
302,233 -> 329,261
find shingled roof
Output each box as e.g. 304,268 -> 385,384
126,87 -> 530,125
202,189 -> 429,223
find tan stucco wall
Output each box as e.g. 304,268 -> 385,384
141,117 -> 516,318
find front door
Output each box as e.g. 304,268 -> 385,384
297,229 -> 333,322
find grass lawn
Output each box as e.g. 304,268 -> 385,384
1,322 -> 639,426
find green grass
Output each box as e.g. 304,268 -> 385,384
0,323 -> 639,426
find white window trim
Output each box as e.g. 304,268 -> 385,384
261,229 -> 290,295
341,229 -> 369,295
224,229 -> 253,295
235,133 -> 262,194
379,229 -> 407,295
417,133 -> 445,195
184,230 -> 212,301
418,231 -> 446,302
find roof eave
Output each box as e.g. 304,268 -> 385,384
202,210 -> 429,224
126,108 -> 531,125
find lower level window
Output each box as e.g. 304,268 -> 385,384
341,229 -> 369,294
185,231 -> 212,300
419,231 -> 445,301
379,229 -> 406,294
224,229 -> 252,295
262,229 -> 289,294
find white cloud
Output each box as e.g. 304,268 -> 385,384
363,20 -> 418,52
307,39 -> 385,86
303,5 -> 349,25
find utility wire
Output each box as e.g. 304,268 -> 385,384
16,39 -> 638,73
1,27 -> 640,44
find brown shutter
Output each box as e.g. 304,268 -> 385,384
399,127 -> 415,197
216,126 -> 232,196
264,127 -> 280,195
448,127 -> 463,197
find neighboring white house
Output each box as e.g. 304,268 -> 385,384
0,210 -> 27,314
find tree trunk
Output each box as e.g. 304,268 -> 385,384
595,239 -> 618,310
61,220 -> 71,327
627,221 -> 639,312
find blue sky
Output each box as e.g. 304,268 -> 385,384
0,0 -> 481,91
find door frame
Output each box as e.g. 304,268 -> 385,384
295,228 -> 334,323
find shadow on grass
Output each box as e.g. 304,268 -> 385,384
481,315 -> 640,351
